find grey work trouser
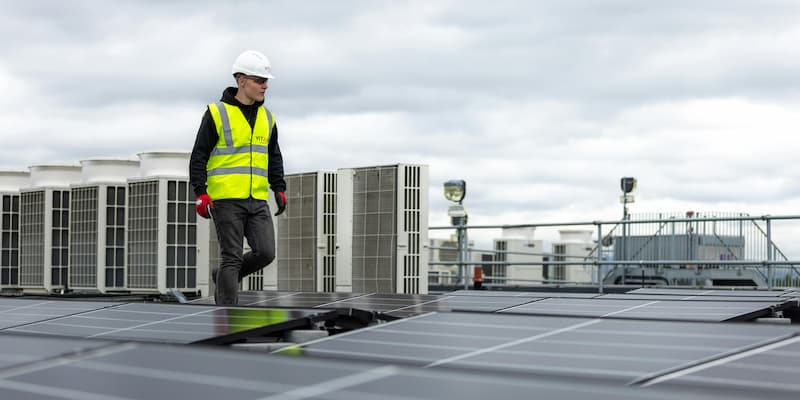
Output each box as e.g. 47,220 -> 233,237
211,198 -> 275,305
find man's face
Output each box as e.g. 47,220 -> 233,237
239,75 -> 269,103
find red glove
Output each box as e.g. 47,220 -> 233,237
195,194 -> 213,219
274,191 -> 287,216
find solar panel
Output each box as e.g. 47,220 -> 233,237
185,289 -> 794,321
189,291 -> 545,317
292,311 -> 800,385
0,332 -> 784,400
598,293 -> 791,302
646,335 -> 800,397
2,301 -> 336,345
0,298 -> 118,329
628,288 -> 793,297
189,291 -> 372,307
0,335 -> 110,369
447,289 -> 602,298
499,297 -> 780,321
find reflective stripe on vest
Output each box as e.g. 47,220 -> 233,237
206,102 -> 274,200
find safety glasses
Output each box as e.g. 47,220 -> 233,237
244,75 -> 269,85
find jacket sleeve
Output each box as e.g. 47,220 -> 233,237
189,108 -> 218,197
268,123 -> 286,193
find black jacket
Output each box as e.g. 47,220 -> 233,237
189,87 -> 286,197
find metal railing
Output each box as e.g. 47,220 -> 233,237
428,213 -> 800,292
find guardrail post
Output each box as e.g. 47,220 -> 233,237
456,223 -> 469,290
596,222 -> 604,294
766,217 -> 773,289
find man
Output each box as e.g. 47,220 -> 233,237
190,50 -> 287,305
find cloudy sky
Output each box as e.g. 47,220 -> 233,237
2,1 -> 799,254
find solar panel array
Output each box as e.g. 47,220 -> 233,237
191,288 -> 795,321
0,298 -> 336,345
0,332 -> 790,400
288,310 -> 800,399
1,287 -> 798,399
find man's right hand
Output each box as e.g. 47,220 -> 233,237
195,194 -> 213,219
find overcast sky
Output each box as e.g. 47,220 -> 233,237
2,0 -> 799,255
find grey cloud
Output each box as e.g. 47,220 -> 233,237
2,0 -> 800,254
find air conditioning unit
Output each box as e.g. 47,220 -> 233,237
69,159 -> 140,292
336,164 -> 429,294
0,170 -> 29,289
19,165 -> 82,293
126,152 -> 211,295
275,171 -> 337,292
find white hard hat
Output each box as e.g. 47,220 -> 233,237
232,50 -> 275,79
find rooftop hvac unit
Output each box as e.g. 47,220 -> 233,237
69,159 -> 139,293
0,170 -> 29,289
336,164 -> 429,294
19,165 -> 81,293
126,152 -> 211,295
276,171 -> 337,292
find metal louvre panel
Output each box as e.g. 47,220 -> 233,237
19,191 -> 44,286
127,181 -> 159,289
1,194 -> 21,286
165,180 -> 197,290
50,190 -> 70,287
322,172 -> 336,292
402,165 -> 422,294
69,186 -> 98,288
104,186 -> 127,289
278,173 -> 317,292
352,166 -> 396,293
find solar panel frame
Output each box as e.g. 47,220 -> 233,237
598,293 -> 790,302
628,288 -> 793,297
499,297 -> 781,322
189,291 -> 373,308
447,289 -> 602,298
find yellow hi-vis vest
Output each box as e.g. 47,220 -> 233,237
206,101 -> 275,200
